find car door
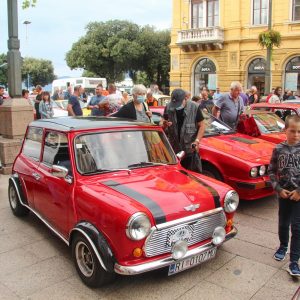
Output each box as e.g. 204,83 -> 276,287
33,131 -> 75,237
16,126 -> 43,208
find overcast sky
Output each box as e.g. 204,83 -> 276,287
0,0 -> 172,77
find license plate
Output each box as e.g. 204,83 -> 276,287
168,247 -> 217,276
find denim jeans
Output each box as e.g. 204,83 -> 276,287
278,197 -> 300,262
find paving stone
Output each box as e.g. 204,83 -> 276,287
251,286 -> 294,300
113,263 -> 214,300
0,256 -> 75,298
221,238 -> 286,268
234,212 -> 278,234
179,280 -> 246,300
0,282 -> 20,300
26,281 -> 100,300
206,248 -> 236,271
22,237 -> 70,260
206,256 -> 278,298
235,224 -> 279,250
0,248 -> 40,276
265,269 -> 300,295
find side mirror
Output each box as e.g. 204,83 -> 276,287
176,151 -> 185,161
51,165 -> 68,178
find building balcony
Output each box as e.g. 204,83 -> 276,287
176,27 -> 224,52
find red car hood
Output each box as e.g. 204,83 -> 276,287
201,133 -> 275,164
259,132 -> 286,144
92,167 -> 224,224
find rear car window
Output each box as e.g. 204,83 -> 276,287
22,127 -> 43,161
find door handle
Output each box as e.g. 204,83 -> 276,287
32,172 -> 41,180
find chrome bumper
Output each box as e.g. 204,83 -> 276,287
114,225 -> 237,275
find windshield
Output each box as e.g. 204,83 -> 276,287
74,130 -> 177,174
203,112 -> 233,136
252,113 -> 285,133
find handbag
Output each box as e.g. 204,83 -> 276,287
181,151 -> 202,173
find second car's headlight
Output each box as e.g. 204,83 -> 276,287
250,167 -> 258,177
224,190 -> 239,213
259,165 -> 266,176
126,213 -> 151,241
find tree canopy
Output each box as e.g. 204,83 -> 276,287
0,54 -> 8,88
21,57 -> 56,87
66,20 -> 170,87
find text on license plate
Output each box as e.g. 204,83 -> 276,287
168,247 -> 217,276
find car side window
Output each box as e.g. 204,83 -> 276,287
42,131 -> 71,174
22,127 -> 43,161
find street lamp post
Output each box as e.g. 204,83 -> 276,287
23,20 -> 31,90
265,0 -> 272,95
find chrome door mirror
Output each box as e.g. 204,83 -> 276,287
176,151 -> 185,161
51,165 -> 68,178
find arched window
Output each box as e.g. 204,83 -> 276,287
194,58 -> 216,95
284,56 -> 300,95
247,58 -> 266,95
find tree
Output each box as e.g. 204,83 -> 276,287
22,0 -> 37,9
0,54 -> 8,88
66,20 -> 171,88
21,57 -> 56,87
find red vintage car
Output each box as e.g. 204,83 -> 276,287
150,107 -> 276,201
237,110 -> 286,144
251,102 -> 300,120
9,117 -> 238,287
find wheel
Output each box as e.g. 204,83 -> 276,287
202,164 -> 223,181
8,181 -> 29,217
72,234 -> 115,288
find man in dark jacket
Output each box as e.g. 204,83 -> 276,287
161,88 -> 205,172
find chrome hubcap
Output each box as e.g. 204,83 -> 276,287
9,186 -> 17,209
75,241 -> 94,277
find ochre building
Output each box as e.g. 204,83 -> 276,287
170,0 -> 300,96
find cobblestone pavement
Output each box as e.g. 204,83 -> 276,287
0,174 -> 299,300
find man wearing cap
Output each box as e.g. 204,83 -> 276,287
161,88 -> 205,172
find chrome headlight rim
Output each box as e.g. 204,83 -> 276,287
224,190 -> 239,213
126,212 -> 151,241
259,165 -> 266,176
250,167 -> 258,178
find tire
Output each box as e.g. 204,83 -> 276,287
8,181 -> 29,217
202,164 -> 223,181
72,234 -> 115,288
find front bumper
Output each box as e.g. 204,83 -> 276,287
114,225 -> 237,275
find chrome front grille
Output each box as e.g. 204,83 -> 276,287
144,209 -> 226,257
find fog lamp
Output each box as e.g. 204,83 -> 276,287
133,248 -> 143,258
212,226 -> 226,246
171,240 -> 188,260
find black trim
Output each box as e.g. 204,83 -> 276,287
102,180 -> 167,224
75,222 -> 116,273
179,170 -> 221,208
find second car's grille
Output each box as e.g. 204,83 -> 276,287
144,210 -> 226,257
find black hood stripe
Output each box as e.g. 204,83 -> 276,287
102,180 -> 167,224
179,170 -> 221,208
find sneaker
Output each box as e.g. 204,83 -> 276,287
273,246 -> 287,261
287,262 -> 300,277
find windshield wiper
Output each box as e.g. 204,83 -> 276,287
128,161 -> 167,168
84,168 -> 132,175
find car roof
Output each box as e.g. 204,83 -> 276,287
29,117 -> 157,132
251,103 -> 300,109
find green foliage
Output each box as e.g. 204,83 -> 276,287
66,20 -> 170,87
258,30 -> 282,49
0,54 -> 8,88
22,0 -> 37,9
21,57 -> 56,87
82,70 -> 98,77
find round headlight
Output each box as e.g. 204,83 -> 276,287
171,240 -> 188,260
126,213 -> 151,241
224,190 -> 239,213
259,165 -> 266,176
250,167 -> 258,177
212,226 -> 226,245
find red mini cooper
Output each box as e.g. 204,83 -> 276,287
9,117 -> 238,287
